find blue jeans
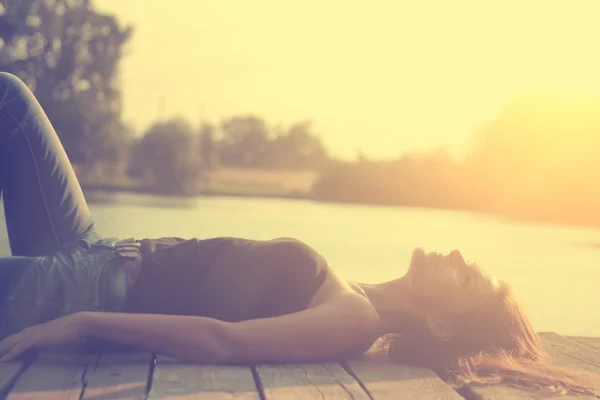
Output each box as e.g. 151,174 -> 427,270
0,72 -> 98,256
0,72 -> 134,338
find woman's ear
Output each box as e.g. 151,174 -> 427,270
426,316 -> 453,342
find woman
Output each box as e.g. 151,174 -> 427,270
0,72 -> 591,394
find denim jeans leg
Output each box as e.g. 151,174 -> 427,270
0,256 -> 35,303
0,72 -> 98,257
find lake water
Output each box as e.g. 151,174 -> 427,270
2,192 -> 600,337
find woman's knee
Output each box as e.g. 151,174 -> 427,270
0,72 -> 41,143
0,72 -> 29,94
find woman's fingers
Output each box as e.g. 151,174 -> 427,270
0,330 -> 34,362
0,334 -> 21,358
0,335 -> 27,362
0,341 -> 30,362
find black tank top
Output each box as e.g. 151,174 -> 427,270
125,237 -> 329,322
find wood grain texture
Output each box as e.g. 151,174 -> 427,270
541,333 -> 600,370
5,334 -> 600,399
148,356 -> 259,399
0,362 -> 25,397
466,333 -> 600,399
568,336 -> 600,356
82,352 -> 154,400
256,362 -> 370,399
6,353 -> 93,400
346,355 -> 462,399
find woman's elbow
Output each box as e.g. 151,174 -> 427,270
162,319 -> 235,364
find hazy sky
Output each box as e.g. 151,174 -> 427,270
96,0 -> 600,160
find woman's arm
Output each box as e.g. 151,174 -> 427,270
84,292 -> 379,364
0,293 -> 380,364
79,312 -> 231,363
225,292 -> 380,364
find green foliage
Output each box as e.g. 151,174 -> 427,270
130,118 -> 200,195
0,0 -> 133,165
130,116 -> 331,195
265,122 -> 329,169
219,116 -> 271,167
215,117 -> 330,169
198,122 -> 219,170
312,151 -> 472,209
2,1 -> 597,229
312,94 -> 600,226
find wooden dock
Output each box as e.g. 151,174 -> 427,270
0,333 -> 599,399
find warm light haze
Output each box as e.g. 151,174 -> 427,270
2,0 -> 600,341
96,0 -> 600,160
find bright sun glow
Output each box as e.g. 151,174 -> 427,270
97,0 -> 600,160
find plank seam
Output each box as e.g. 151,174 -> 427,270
556,348 -> 600,370
569,337 -> 600,354
143,353 -> 157,399
547,347 -> 600,398
0,359 -> 33,399
77,356 -> 95,400
340,360 -> 375,400
297,364 -> 326,399
251,365 -> 267,400
455,385 -> 485,400
321,363 -> 357,400
576,342 -> 600,353
544,340 -> 600,370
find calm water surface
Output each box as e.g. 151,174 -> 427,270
2,193 -> 600,337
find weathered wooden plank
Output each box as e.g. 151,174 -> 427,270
466,333 -> 600,399
6,353 -> 93,400
568,336 -> 600,354
82,352 -> 154,400
256,362 -> 369,399
467,382 -> 599,400
148,356 -> 259,399
0,362 -> 25,397
462,384 -> 547,399
346,354 -> 462,399
542,332 -> 600,370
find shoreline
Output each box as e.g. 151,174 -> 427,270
80,183 -> 600,231
80,182 -> 308,200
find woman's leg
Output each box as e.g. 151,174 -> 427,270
0,256 -> 35,297
0,72 -> 97,256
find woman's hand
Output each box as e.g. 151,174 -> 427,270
0,313 -> 85,362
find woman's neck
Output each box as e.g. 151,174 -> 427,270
354,277 -> 422,335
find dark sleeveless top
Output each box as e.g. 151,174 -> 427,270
124,237 -> 330,322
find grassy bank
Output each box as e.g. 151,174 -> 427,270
80,168 -> 319,199
79,168 -> 600,231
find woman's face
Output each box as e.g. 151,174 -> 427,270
406,248 -> 501,320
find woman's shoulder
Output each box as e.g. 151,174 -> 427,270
307,265 -> 369,307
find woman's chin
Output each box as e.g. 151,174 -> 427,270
408,247 -> 425,273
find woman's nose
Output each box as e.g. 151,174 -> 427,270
448,249 -> 462,261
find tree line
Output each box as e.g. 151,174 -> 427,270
128,117 -> 330,195
2,0 -> 599,227
313,93 -> 600,227
0,0 -> 330,194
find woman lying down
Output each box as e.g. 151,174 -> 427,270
0,72 -> 594,395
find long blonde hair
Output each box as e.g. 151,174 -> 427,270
380,282 -> 595,395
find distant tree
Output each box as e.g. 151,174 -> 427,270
312,147 -> 471,209
131,118 -> 200,195
198,122 -> 219,170
0,0 -> 133,167
265,122 -> 329,170
219,116 -> 271,167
